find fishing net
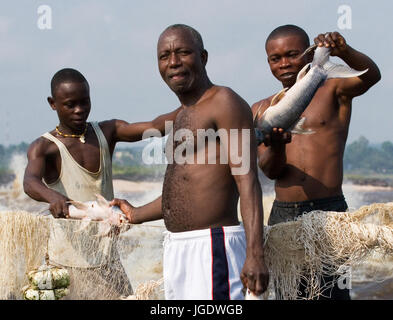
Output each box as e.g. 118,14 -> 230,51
0,211 -> 135,299
0,202 -> 392,300
263,202 -> 393,299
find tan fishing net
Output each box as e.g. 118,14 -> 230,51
0,202 -> 392,300
264,202 -> 393,299
0,211 -> 133,299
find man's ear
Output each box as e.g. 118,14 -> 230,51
201,49 -> 208,66
47,97 -> 56,111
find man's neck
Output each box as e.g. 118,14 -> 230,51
57,122 -> 88,136
177,77 -> 214,107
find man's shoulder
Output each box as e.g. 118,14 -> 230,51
97,119 -> 117,130
27,134 -> 56,157
251,94 -> 276,115
97,119 -> 118,135
211,85 -> 249,111
212,85 -> 242,99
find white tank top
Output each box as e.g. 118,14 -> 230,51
42,122 -> 114,268
42,122 -> 114,202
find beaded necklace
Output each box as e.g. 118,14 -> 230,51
55,123 -> 88,143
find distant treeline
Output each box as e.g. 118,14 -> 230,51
343,136 -> 393,187
0,136 -> 392,185
344,136 -> 393,174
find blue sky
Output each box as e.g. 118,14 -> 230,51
0,0 -> 391,146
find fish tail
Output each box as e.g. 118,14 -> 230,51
309,46 -> 368,79
323,60 -> 368,79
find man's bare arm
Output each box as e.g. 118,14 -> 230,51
23,139 -> 69,218
110,196 -> 163,224
216,89 -> 269,295
113,107 -> 182,142
314,32 -> 381,97
251,101 -> 291,179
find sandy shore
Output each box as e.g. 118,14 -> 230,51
343,183 -> 393,192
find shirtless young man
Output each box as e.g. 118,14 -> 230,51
111,24 -> 269,300
252,25 -> 381,299
23,68 -> 180,299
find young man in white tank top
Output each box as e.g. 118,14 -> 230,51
23,68 -> 181,299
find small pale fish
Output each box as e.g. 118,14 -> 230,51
254,45 -> 368,144
67,194 -> 129,237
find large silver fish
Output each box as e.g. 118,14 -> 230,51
254,45 -> 368,144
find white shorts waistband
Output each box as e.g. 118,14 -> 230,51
164,224 -> 244,241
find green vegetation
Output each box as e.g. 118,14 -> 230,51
343,136 -> 393,187
0,137 -> 392,186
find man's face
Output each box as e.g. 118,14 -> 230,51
266,35 -> 310,88
48,82 -> 91,131
157,28 -> 207,95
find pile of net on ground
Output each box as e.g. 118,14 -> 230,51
0,202 -> 392,300
0,212 -> 133,299
263,202 -> 393,299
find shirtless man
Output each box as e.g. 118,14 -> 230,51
252,25 -> 381,299
111,24 -> 269,300
23,68 -> 180,299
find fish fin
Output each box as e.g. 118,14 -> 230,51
296,63 -> 311,82
270,87 -> 288,106
75,218 -> 92,233
324,61 -> 368,79
68,200 -> 89,211
290,117 -> 315,135
298,44 -> 318,60
95,222 -> 112,237
95,193 -> 110,208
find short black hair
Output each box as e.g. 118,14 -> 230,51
160,24 -> 205,52
50,68 -> 89,97
265,24 -> 310,50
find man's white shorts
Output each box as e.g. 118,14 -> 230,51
163,224 -> 246,300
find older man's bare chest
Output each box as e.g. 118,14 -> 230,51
170,105 -> 216,150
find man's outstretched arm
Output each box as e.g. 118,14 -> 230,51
112,106 -> 182,143
315,31 -> 381,97
110,196 -> 163,224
